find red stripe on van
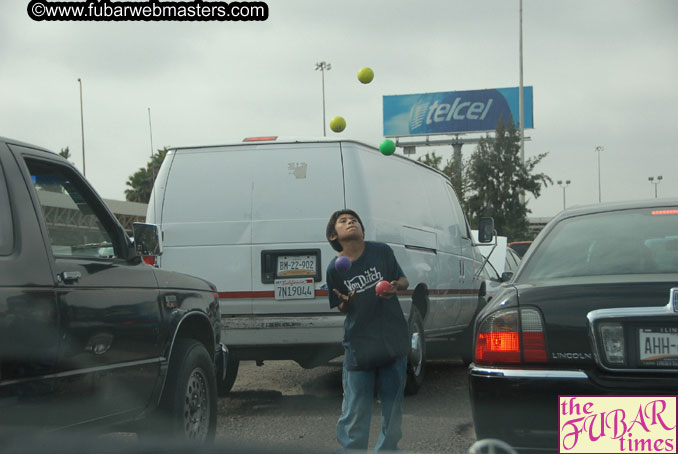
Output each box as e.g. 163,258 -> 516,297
217,289 -> 475,298
218,291 -> 273,299
218,290 -> 330,299
427,289 -> 480,296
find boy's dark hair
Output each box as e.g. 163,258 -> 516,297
326,209 -> 365,252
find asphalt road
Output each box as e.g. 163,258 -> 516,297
216,358 -> 476,454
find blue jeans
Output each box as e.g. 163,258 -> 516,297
336,356 -> 407,453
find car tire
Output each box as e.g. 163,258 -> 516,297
158,338 -> 217,443
404,306 -> 426,396
217,355 -> 239,396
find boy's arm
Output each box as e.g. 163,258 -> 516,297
381,243 -> 408,298
392,276 -> 409,291
327,267 -> 354,312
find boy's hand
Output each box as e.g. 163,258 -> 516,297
334,288 -> 357,312
378,280 -> 400,299
379,278 -> 408,300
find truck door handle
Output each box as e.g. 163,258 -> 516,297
59,271 -> 82,284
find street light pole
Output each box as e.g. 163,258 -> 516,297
648,175 -> 663,198
314,61 -> 331,137
148,107 -> 154,159
77,78 -> 86,177
518,0 -> 525,204
594,146 -> 604,203
148,107 -> 155,185
557,179 -> 571,210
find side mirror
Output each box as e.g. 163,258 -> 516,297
478,217 -> 495,243
501,271 -> 514,283
132,223 -> 163,257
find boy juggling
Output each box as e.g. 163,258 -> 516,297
325,209 -> 410,453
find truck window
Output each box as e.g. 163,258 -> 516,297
0,159 -> 13,255
24,159 -> 118,259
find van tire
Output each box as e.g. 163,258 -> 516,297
405,306 -> 426,396
217,356 -> 239,396
158,339 -> 217,443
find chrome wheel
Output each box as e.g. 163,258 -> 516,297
183,367 -> 210,441
405,306 -> 426,395
410,331 -> 423,375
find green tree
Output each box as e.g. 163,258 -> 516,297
465,115 -> 551,241
125,148 -> 169,203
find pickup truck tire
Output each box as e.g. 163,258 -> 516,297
217,355 -> 239,396
404,306 -> 426,396
159,339 -> 217,443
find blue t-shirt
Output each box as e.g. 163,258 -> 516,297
326,241 -> 409,371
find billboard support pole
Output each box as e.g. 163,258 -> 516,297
452,142 -> 463,191
519,0 -> 525,204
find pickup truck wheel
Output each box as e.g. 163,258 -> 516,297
217,355 -> 239,396
160,339 -> 217,443
404,306 -> 426,396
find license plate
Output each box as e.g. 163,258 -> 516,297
639,328 -> 678,362
276,255 -> 316,277
274,278 -> 315,300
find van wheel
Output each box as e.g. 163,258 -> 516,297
158,339 -> 217,443
405,306 -> 426,396
217,355 -> 239,396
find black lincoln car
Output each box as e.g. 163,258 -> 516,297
469,198 -> 678,452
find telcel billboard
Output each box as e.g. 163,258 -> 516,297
383,87 -> 533,137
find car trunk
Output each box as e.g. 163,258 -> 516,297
516,276 -> 677,374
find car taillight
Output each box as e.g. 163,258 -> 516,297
475,309 -> 521,364
521,309 -> 548,362
142,255 -> 156,266
474,307 -> 547,365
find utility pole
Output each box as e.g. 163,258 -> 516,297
557,180 -> 571,210
595,146 -> 604,203
77,78 -> 86,177
648,175 -> 663,198
518,0 -> 525,204
314,61 -> 331,137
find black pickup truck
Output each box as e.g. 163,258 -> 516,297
0,137 -> 226,443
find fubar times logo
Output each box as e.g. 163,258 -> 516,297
559,395 -> 677,453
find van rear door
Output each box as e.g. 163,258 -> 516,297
159,142 -> 344,315
250,142 -> 344,314
159,146 -> 258,315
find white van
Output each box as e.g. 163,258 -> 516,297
146,137 -> 487,394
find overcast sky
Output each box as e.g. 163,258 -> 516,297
1,0 -> 676,219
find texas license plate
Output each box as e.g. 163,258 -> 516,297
639,328 -> 678,362
274,278 -> 315,300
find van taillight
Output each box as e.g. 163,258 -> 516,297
142,256 -> 156,266
474,307 -> 547,365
